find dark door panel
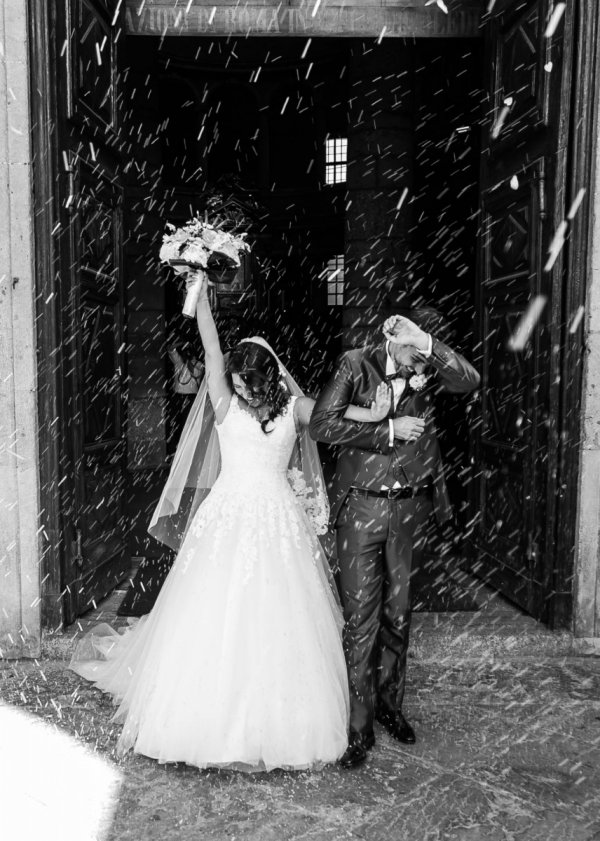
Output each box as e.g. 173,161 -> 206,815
52,0 -> 127,623
470,0 -> 574,623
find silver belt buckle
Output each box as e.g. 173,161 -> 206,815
390,485 -> 412,499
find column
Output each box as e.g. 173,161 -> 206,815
574,122 -> 600,639
0,0 -> 41,657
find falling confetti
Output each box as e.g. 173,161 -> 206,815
507,295 -> 548,351
425,0 -> 449,12
545,2 -> 567,38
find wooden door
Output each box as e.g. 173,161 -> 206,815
470,0 -> 574,622
52,0 -> 129,623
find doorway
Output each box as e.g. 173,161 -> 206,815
33,0 -> 582,632
120,36 -> 484,601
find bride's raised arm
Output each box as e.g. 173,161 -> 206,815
185,270 -> 232,423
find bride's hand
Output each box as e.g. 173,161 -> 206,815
370,382 -> 390,421
183,271 -> 210,301
185,269 -> 205,288
172,265 -> 208,289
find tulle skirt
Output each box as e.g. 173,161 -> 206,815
70,476 -> 349,771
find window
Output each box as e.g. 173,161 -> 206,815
325,138 -> 347,185
325,254 -> 345,306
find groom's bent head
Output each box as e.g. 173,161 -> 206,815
387,343 -> 428,378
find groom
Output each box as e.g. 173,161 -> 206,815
309,310 -> 480,768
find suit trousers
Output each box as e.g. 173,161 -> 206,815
336,490 -> 434,740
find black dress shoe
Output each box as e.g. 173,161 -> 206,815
339,733 -> 375,768
339,742 -> 367,768
376,709 -> 416,744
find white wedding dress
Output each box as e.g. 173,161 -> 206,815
70,395 -> 349,771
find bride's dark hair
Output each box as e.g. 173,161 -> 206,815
227,341 -> 291,433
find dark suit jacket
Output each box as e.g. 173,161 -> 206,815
309,338 -> 480,529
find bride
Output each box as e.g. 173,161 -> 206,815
70,270 -> 389,772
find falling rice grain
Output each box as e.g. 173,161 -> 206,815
111,0 -> 123,25
569,306 -> 585,334
397,187 -> 409,210
567,188 -> 586,220
544,220 -> 568,272
491,104 -> 511,139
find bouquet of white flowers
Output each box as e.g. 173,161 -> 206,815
159,216 -> 250,318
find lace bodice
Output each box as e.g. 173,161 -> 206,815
216,394 -> 298,486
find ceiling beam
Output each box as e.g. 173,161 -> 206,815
125,1 -> 483,38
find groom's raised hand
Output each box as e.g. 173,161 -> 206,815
393,416 -> 425,443
383,316 -> 429,351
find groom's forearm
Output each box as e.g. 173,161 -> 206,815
310,409 -> 392,452
429,338 -> 480,394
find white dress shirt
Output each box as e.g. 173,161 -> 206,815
384,335 -> 433,489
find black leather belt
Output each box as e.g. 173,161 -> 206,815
350,484 -> 433,501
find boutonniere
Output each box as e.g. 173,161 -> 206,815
408,374 -> 430,392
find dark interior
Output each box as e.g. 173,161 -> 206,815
120,35 -> 484,605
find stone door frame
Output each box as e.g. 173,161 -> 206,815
572,3 -> 600,639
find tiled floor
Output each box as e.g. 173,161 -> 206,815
48,564 -> 588,664
6,560 -> 600,841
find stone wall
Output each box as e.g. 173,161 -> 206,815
0,0 -> 40,657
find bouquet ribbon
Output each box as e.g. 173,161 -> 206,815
182,271 -> 206,319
